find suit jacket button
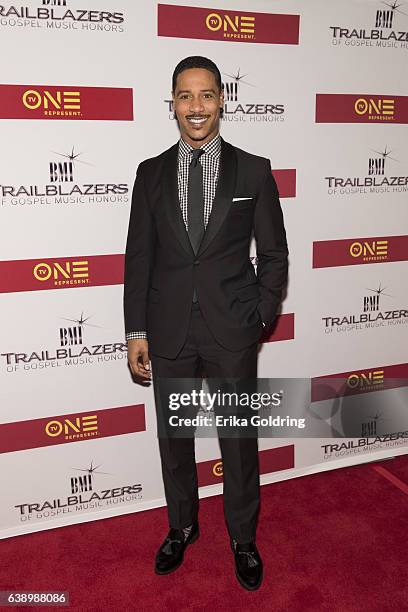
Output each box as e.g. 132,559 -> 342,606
193,260 -> 200,265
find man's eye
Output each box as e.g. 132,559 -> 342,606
204,94 -> 213,98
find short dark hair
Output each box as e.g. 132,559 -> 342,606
172,56 -> 223,93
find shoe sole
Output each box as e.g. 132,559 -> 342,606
154,530 -> 199,575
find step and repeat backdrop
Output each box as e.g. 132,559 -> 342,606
0,0 -> 407,539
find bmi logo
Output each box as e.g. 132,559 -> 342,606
59,311 -> 99,346
375,1 -> 406,28
224,82 -> 238,101
49,146 -> 91,183
363,282 -> 391,312
70,460 -> 110,495
368,145 -> 397,174
72,472 -> 93,496
361,414 -> 383,437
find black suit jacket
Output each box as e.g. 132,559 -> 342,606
124,137 -> 288,358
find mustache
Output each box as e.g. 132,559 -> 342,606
186,114 -> 210,118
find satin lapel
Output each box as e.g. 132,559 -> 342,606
197,138 -> 237,257
162,143 -> 195,257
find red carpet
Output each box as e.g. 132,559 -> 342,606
1,454 -> 407,611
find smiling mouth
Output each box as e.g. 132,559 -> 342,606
186,116 -> 209,126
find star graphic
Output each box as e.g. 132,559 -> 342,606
60,312 -> 101,329
51,146 -> 93,167
381,1 -> 408,17
367,412 -> 385,422
370,145 -> 399,163
222,68 -> 255,88
366,282 -> 392,298
72,460 -> 111,476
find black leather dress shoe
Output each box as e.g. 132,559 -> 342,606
155,523 -> 199,575
231,539 -> 263,590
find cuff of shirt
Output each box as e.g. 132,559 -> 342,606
126,331 -> 147,340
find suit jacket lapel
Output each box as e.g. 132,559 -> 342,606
197,137 -> 237,257
162,142 -> 195,257
161,137 -> 237,258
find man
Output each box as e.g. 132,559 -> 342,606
124,56 -> 288,590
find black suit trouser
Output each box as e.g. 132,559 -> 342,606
150,301 -> 260,544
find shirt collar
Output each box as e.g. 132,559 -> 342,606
178,133 -> 221,161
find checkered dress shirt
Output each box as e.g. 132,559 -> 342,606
126,133 -> 221,341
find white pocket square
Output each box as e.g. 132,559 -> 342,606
232,197 -> 253,202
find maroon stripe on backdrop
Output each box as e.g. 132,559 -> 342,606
0,404 -> 146,453
0,254 -> 124,293
313,235 -> 408,268
197,445 -> 295,486
158,4 -> 300,45
0,84 -> 133,120
316,93 -> 408,124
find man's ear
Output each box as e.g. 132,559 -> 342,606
219,87 -> 224,106
171,92 -> 177,119
219,87 -> 224,117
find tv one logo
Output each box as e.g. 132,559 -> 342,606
22,88 -> 81,115
33,260 -> 89,284
349,240 -> 388,261
45,414 -> 98,438
347,370 -> 384,390
212,461 -> 223,477
205,11 -> 255,39
354,97 -> 394,119
157,4 -> 299,45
